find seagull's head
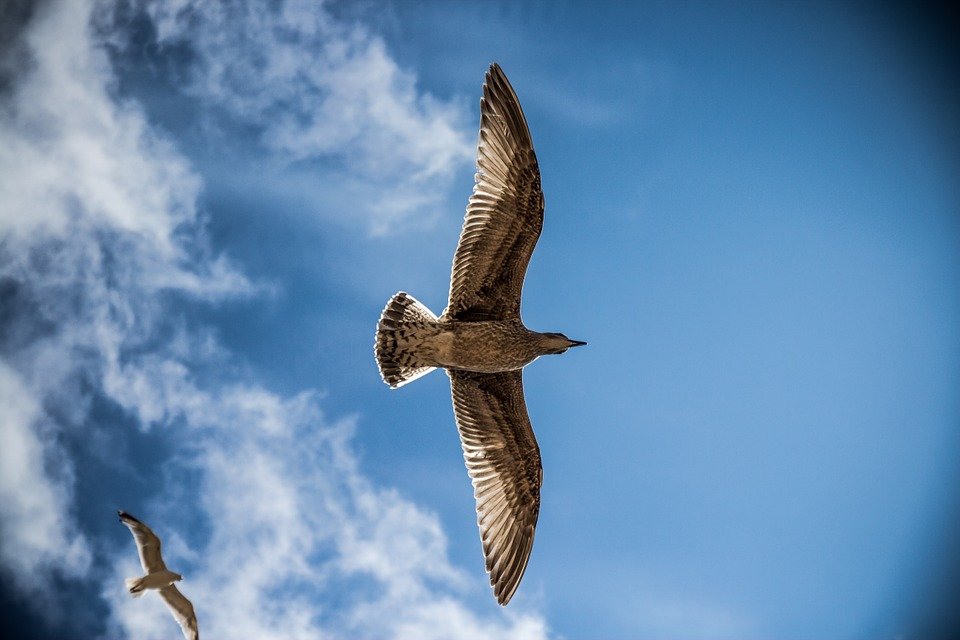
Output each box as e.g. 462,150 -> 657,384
540,332 -> 587,355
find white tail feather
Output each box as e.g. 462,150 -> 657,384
125,577 -> 145,598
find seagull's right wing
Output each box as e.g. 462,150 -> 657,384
443,63 -> 543,323
118,510 -> 167,573
448,369 -> 542,605
159,585 -> 199,640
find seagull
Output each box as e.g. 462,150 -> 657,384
374,63 -> 585,605
118,510 -> 199,640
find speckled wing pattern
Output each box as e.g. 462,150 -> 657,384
118,510 -> 167,573
160,585 -> 200,640
443,63 -> 544,322
448,369 -> 542,605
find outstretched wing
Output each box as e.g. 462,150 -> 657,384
443,63 -> 543,322
448,369 -> 542,605
118,510 -> 166,573
160,585 -> 199,640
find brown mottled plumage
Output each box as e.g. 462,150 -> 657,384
374,63 -> 585,605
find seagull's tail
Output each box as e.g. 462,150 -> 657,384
375,291 -> 439,388
125,577 -> 146,598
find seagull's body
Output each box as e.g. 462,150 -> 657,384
127,568 -> 183,593
384,318 -> 573,373
374,63 -> 584,605
118,511 -> 199,640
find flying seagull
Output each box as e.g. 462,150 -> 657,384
374,63 -> 585,605
118,510 -> 199,640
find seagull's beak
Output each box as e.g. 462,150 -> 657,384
566,339 -> 587,348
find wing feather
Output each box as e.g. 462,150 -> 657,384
444,63 -> 544,322
118,510 -> 167,573
448,369 -> 542,605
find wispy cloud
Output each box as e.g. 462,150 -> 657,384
103,383 -> 546,639
0,0 -> 247,604
0,0 -> 544,637
0,362 -> 90,597
136,0 -> 473,234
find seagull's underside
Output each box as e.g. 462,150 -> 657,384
374,63 -> 584,605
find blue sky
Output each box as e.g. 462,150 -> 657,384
1,1 -> 958,639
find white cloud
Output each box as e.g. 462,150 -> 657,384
0,0 -> 251,300
0,362 -> 90,595
0,1 -> 546,638
104,380 -> 547,639
138,0 -> 474,234
0,0 -> 243,599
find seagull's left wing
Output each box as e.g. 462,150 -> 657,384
159,585 -> 199,640
443,63 -> 543,322
448,369 -> 542,605
118,511 -> 167,573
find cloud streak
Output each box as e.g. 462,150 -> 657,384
105,384 -> 545,639
138,0 -> 474,234
0,362 -> 89,597
0,1 -> 544,637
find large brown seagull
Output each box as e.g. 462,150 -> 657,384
375,63 -> 585,605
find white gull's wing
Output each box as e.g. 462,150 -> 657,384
160,584 -> 199,640
118,510 -> 167,573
